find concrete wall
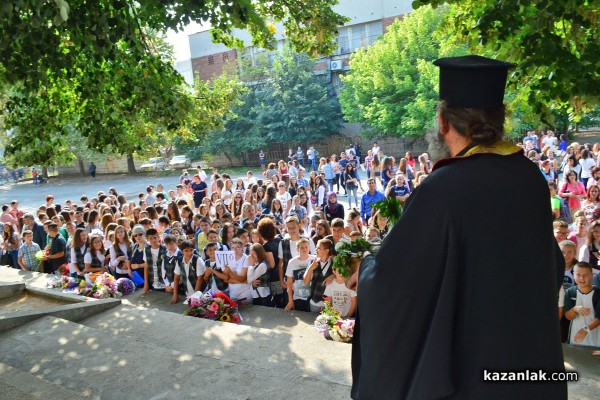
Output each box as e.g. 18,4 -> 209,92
207,123 -> 427,168
57,157 -> 143,176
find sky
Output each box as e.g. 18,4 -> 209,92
166,22 -> 205,61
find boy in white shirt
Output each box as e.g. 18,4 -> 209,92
178,240 -> 205,298
285,238 -> 316,312
162,234 -> 182,304
324,267 -> 357,318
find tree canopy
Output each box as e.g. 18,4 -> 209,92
0,0 -> 348,167
339,6 -> 465,138
415,0 -> 599,122
202,48 -> 343,163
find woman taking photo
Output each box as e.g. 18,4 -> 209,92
559,170 -> 586,214
578,220 -> 600,265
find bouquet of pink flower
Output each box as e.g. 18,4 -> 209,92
314,298 -> 354,343
80,272 -> 120,299
184,290 -> 241,323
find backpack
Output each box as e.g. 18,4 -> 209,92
559,198 -> 572,224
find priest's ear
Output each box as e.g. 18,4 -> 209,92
438,114 -> 450,136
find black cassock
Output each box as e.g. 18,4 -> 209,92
352,147 -> 567,399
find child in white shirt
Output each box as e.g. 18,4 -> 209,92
324,267 -> 357,318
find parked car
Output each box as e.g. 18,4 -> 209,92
140,157 -> 166,171
169,155 -> 191,169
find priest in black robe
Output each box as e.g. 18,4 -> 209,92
351,56 -> 567,399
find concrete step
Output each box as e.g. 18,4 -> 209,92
0,362 -> 82,400
81,303 -> 352,387
0,315 -> 351,400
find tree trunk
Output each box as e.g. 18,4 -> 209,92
127,153 -> 136,174
223,152 -> 234,167
41,166 -> 48,179
78,158 -> 86,176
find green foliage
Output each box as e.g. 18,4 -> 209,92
415,0 -> 599,123
204,47 -> 344,158
339,5 -> 466,138
257,46 -> 343,143
0,0 -> 347,167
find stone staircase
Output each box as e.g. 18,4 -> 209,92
0,305 -> 352,400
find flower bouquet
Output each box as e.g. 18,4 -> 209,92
184,290 -> 242,323
80,273 -> 120,299
314,299 -> 354,343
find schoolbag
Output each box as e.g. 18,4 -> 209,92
559,198 -> 572,224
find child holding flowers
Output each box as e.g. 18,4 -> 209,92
304,238 -> 335,312
324,267 -> 357,318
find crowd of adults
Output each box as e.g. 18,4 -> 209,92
1,134 -> 599,347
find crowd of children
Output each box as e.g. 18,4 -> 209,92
2,135 -> 599,347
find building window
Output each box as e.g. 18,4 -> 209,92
336,21 -> 383,55
223,53 -> 229,62
208,55 -> 214,65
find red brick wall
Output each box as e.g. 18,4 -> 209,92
191,49 -> 238,82
382,14 -> 405,32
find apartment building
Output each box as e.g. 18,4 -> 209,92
187,0 -> 412,91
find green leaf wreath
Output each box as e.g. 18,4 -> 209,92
332,238 -> 372,278
372,196 -> 403,226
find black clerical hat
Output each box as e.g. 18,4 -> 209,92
433,55 -> 516,108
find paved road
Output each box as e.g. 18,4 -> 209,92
0,174 -> 182,213
0,173 -> 362,214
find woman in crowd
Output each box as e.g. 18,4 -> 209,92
370,210 -> 390,239
130,225 -> 148,281
578,220 -> 600,267
344,163 -> 359,210
221,179 -> 234,208
166,202 -> 181,223
581,186 -> 600,224
230,192 -> 244,222
332,154 -> 342,193
344,209 -> 363,237
312,219 -> 331,246
2,223 -> 20,268
560,155 -> 581,187
278,160 -> 289,184
312,175 -> 327,211
579,149 -> 596,188
84,235 -> 108,283
109,225 -> 131,279
324,192 -> 344,224
371,154 -> 382,189
288,176 -> 299,198
265,163 -> 278,181
69,228 -> 89,279
257,218 -> 282,308
568,216 -> 588,255
559,170 -> 586,214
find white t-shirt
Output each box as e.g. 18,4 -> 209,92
276,191 -> 292,213
580,158 -> 595,178
228,254 -> 252,302
324,280 -> 357,317
70,244 -> 87,274
109,243 -> 130,274
247,262 -> 269,298
278,237 -> 316,261
83,251 -> 106,267
372,146 -> 380,156
285,255 -> 315,300
542,136 -> 557,152
162,250 -> 181,287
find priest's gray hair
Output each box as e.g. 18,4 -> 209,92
437,100 -> 505,146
